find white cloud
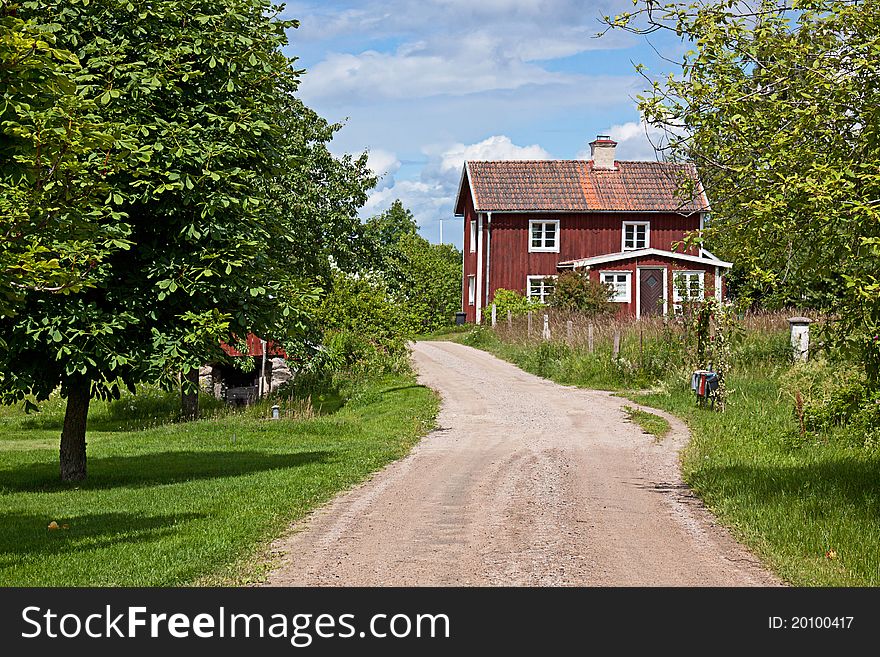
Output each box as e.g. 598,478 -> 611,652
439,135 -> 552,173
575,121 -> 676,161
362,135 -> 553,248
301,41 -> 568,102
366,148 -> 401,181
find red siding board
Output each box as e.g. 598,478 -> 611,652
486,212 -> 701,303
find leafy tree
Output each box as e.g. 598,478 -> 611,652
0,6 -> 134,317
385,232 -> 462,333
362,199 -> 462,333
316,270 -> 410,375
1,0 -> 373,480
607,0 -> 880,381
548,271 -> 615,317
363,199 -> 418,251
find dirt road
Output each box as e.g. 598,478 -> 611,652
264,341 -> 778,586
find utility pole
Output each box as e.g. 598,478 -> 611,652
439,219 -> 443,244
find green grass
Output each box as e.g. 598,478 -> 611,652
630,370 -> 880,586
0,374 -> 437,586
458,325 -> 880,586
622,406 -> 671,442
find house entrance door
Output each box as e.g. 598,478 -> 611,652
639,268 -> 665,317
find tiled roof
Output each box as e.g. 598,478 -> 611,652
457,160 -> 709,213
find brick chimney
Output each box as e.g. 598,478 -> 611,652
589,134 -> 618,170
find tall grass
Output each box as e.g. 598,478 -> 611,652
463,308 -> 796,389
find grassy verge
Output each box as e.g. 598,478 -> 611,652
630,370 -> 880,586
454,320 -> 880,586
622,406 -> 671,442
0,373 -> 437,586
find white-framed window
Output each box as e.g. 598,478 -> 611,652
467,275 -> 476,306
469,219 -> 477,253
672,270 -> 704,309
622,221 -> 650,250
600,271 -> 632,303
529,220 -> 560,253
527,275 -> 556,303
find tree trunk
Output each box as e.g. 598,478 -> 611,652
60,377 -> 91,482
181,368 -> 200,421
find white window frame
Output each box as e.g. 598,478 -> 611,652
467,275 -> 476,306
469,219 -> 477,253
526,275 -> 556,304
622,221 -> 650,251
672,270 -> 705,310
600,270 -> 632,303
528,219 -> 560,253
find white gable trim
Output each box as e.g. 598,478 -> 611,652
562,248 -> 732,269
453,163 -> 478,217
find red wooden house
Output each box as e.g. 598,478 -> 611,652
454,135 -> 731,322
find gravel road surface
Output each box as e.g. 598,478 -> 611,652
264,341 -> 779,586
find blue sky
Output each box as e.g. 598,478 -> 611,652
279,0 -> 686,249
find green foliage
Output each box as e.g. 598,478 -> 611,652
385,232 -> 462,333
362,199 -> 418,251
0,7 -> 133,316
689,299 -> 741,410
782,359 -> 880,449
1,0 -> 373,411
316,271 -> 410,376
488,288 -> 543,319
547,271 -> 614,317
607,0 -> 880,382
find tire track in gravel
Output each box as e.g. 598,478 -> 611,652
263,341 -> 780,586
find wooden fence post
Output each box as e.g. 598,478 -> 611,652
527,312 -> 533,338
507,309 -> 512,328
542,314 -> 551,341
613,329 -> 621,358
588,323 -> 594,353
491,303 -> 497,328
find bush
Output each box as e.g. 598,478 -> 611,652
487,288 -> 543,319
315,271 -> 410,376
547,271 -> 615,317
782,359 -> 880,448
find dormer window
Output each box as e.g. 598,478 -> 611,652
622,221 -> 650,250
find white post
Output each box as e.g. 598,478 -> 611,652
588,323 -> 594,352
542,314 -> 551,341
789,317 -> 812,362
527,312 -> 533,337
507,309 -> 512,328
260,339 -> 267,397
491,303 -> 497,327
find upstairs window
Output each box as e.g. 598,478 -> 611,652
529,220 -> 560,253
469,219 -> 477,253
600,271 -> 631,303
527,276 -> 555,303
672,271 -> 704,310
622,221 -> 650,250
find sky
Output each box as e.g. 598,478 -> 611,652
280,0 -> 686,250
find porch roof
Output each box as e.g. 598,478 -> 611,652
557,248 -> 732,270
